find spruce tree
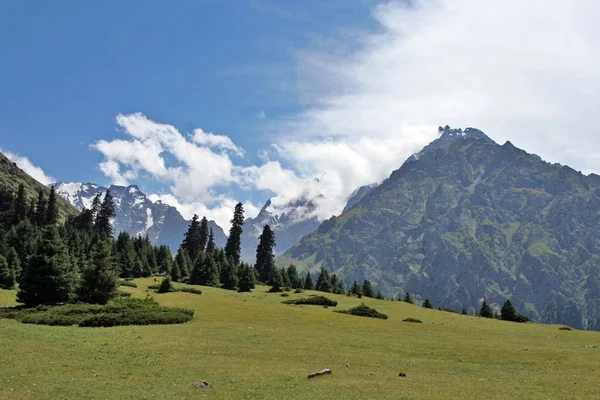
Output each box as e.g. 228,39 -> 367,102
281,267 -> 291,289
157,276 -> 173,293
181,214 -> 202,262
403,291 -> 414,304
220,258 -> 239,290
45,186 -> 59,225
238,264 -> 255,292
175,249 -> 192,277
423,298 -> 433,309
170,260 -> 182,282
157,245 -> 173,274
316,267 -> 332,293
17,226 -> 78,306
6,246 -> 21,280
479,299 -> 494,318
461,307 -> 468,315
0,255 -> 15,289
95,190 -> 115,239
350,280 -> 362,296
331,274 -> 345,294
90,192 -> 102,221
77,241 -> 119,304
132,256 -> 145,278
268,266 -> 284,292
199,217 -> 209,253
27,199 -> 36,221
13,183 -> 27,224
205,227 -> 216,254
192,253 -> 220,287
501,299 -> 517,321
255,225 -> 276,283
304,271 -> 314,290
34,190 -> 47,226
376,291 -> 384,300
286,264 -> 300,289
362,280 -> 375,298
225,202 -> 244,265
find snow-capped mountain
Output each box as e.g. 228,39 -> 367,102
240,195 -> 322,263
54,182 -> 227,251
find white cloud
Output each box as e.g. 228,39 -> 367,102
1,149 -> 55,185
192,128 -> 244,156
257,110 -> 267,120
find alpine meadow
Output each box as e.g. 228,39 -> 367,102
2,1 -> 600,399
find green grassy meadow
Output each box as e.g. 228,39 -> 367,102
1,279 -> 599,399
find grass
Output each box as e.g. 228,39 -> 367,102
1,278 -> 599,399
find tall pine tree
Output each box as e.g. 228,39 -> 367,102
95,190 -> 115,239
34,190 -> 47,226
255,225 -> 276,283
362,280 -> 375,298
238,264 -> 255,292
181,214 -> 202,262
77,241 -> 119,304
0,255 -> 15,289
316,267 -> 333,293
199,217 -> 209,254
205,227 -> 216,254
13,183 -> 27,224
225,203 -> 244,265
45,186 -> 59,226
304,271 -> 314,290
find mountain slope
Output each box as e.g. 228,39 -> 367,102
54,182 -> 227,250
0,152 -> 78,220
282,126 -> 600,330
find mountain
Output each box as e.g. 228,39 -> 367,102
54,182 -> 227,251
241,195 -> 322,263
281,126 -> 600,330
0,152 -> 78,220
343,183 -> 378,213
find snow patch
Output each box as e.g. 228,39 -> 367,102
145,208 -> 154,232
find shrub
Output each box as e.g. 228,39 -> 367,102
116,291 -> 132,298
280,293 -> 290,297
119,280 -> 138,288
282,296 -> 338,307
294,288 -> 304,294
147,284 -> 160,290
402,317 -> 423,323
0,297 -> 193,327
123,278 -> 135,281
157,276 -> 174,293
179,287 -> 202,295
335,304 -> 388,320
559,326 -> 572,331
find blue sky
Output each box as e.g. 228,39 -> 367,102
2,1 -> 599,229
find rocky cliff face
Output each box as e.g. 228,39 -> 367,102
54,182 -> 227,251
282,126 -> 600,330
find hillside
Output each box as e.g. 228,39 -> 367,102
0,152 -> 78,220
1,281 -> 599,399
281,126 -> 600,330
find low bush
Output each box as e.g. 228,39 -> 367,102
147,284 -> 160,290
123,278 -> 135,281
402,317 -> 422,323
179,287 -> 202,295
294,288 -> 304,294
280,293 -> 290,297
119,280 -> 138,288
116,291 -> 132,298
0,297 -> 193,327
559,326 -> 572,331
335,304 -> 388,320
283,296 -> 338,307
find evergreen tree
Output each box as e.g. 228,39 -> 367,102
238,264 -> 255,292
199,217 -> 209,254
157,275 -> 173,293
255,225 -> 276,283
461,307 -> 468,315
501,299 -> 517,321
190,253 -> 220,287
362,280 -> 375,298
170,260 -> 182,282
27,199 -> 36,221
90,192 -> 102,222
376,291 -> 384,300
157,245 -> 173,274
281,267 -> 291,289
220,258 -> 239,290
34,190 -> 47,226
0,255 -> 15,289
304,271 -> 314,290
114,232 -> 135,277
132,256 -> 145,278
205,227 -> 216,254
77,241 -> 119,304
225,202 -> 244,265
175,249 -> 192,277
17,226 -> 78,306
181,214 -> 202,262
423,298 -> 433,309
45,185 -> 59,226
479,299 -> 494,318
286,265 -> 300,289
350,280 -> 362,296
403,291 -> 414,304
95,190 -> 115,239
331,274 -> 345,294
316,267 -> 332,293
6,246 -> 21,280
13,183 -> 27,224
268,267 -> 284,292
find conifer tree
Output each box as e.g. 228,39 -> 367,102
350,281 -> 362,296
304,271 -> 314,290
362,280 -> 375,298
461,307 -> 468,315
255,225 -> 276,283
281,267 -> 291,289
132,256 -> 145,278
220,258 -> 239,290
170,259 -> 182,282
199,216 -> 209,253
27,199 -> 36,221
17,226 -> 78,306
157,275 -> 173,293
238,264 -> 255,292
157,245 -> 173,274
331,274 -> 345,294
45,186 -> 59,226
6,246 -> 21,280
286,264 -> 300,289
90,192 -> 102,221
95,190 -> 115,239
175,249 -> 192,278
225,202 -> 244,265
423,298 -> 433,309
13,183 -> 27,224
77,241 -> 119,304
316,267 -> 333,293
0,255 -> 15,289
191,253 -> 220,287
501,299 -> 517,321
403,291 -> 414,304
34,190 -> 47,226
268,266 -> 284,292
181,214 -> 202,262
376,291 -> 384,300
205,227 -> 216,254
479,299 -> 494,318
